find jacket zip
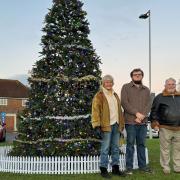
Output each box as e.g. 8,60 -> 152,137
172,95 -> 178,111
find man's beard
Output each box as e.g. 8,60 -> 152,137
133,80 -> 142,84
167,89 -> 176,94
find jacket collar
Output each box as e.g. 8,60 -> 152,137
99,87 -> 117,96
162,89 -> 180,96
102,87 -> 115,96
130,81 -> 146,89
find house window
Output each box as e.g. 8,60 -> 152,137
22,99 -> 28,107
0,98 -> 8,106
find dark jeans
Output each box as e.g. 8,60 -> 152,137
125,124 -> 147,170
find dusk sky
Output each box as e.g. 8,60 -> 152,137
0,0 -> 180,94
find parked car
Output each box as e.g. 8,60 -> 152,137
0,122 -> 6,142
146,121 -> 159,138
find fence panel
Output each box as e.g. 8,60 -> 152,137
0,146 -> 148,174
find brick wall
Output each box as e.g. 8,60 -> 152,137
0,98 -> 25,113
0,98 -> 26,131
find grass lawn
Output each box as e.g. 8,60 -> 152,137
0,142 -> 12,146
0,139 -> 180,179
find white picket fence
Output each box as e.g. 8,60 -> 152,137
0,145 -> 148,174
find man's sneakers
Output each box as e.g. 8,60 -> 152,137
163,169 -> 170,175
125,169 -> 133,175
139,167 -> 154,174
125,167 -> 154,175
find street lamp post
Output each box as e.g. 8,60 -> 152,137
139,10 -> 151,91
139,10 -> 153,139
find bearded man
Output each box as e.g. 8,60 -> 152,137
149,78 -> 180,174
121,68 -> 152,175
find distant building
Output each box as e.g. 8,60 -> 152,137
0,79 -> 29,131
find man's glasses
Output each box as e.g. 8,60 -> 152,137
133,73 -> 142,76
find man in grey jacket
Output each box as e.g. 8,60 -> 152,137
121,68 -> 152,175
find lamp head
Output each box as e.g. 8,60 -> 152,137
139,10 -> 150,19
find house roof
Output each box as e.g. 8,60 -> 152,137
0,79 -> 29,98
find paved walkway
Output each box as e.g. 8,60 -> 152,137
6,132 -> 18,142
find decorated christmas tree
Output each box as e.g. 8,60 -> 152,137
11,0 -> 101,156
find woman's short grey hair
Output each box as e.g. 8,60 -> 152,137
165,77 -> 176,85
102,75 -> 114,84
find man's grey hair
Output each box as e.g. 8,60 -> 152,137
165,77 -> 176,85
102,75 -> 114,84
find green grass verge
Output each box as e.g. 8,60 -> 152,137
0,139 -> 180,179
0,142 -> 12,146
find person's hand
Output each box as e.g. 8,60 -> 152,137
154,125 -> 159,131
136,112 -> 145,121
135,118 -> 141,124
94,127 -> 102,139
120,129 -> 127,138
151,120 -> 160,130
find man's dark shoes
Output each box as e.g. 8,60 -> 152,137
112,165 -> 126,177
139,167 -> 154,174
100,167 -> 111,179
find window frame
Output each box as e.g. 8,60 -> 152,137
22,99 -> 28,107
0,98 -> 8,106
